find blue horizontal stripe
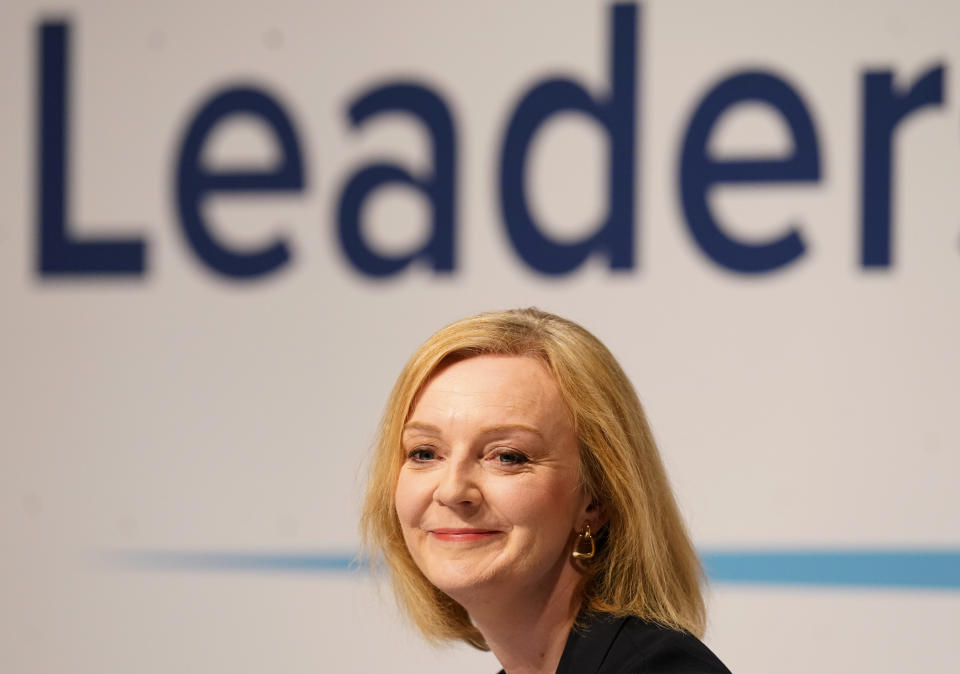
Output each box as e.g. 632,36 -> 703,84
106,548 -> 960,590
701,549 -> 960,589
108,550 -> 359,573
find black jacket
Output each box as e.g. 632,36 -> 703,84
496,612 -> 731,674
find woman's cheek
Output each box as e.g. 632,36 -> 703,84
394,474 -> 417,526
396,471 -> 430,522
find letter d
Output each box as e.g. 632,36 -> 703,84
499,3 -> 637,275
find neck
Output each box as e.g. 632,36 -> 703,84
457,562 -> 583,674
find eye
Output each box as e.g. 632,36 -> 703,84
406,446 -> 437,463
492,449 -> 529,466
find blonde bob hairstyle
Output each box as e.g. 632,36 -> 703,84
361,308 -> 705,650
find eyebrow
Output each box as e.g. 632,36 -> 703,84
402,421 -> 543,439
402,421 -> 442,435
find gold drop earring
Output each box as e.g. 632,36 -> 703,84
572,523 -> 595,560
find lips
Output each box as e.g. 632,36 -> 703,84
428,528 -> 503,542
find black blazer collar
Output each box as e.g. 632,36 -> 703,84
493,612 -> 628,674
555,612 -> 628,674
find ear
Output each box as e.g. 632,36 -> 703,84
581,496 -> 608,531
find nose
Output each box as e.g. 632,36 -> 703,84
433,456 -> 482,508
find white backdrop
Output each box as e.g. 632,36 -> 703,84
2,1 -> 958,672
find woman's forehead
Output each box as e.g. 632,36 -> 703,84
407,354 -> 572,431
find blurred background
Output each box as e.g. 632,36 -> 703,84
2,1 -> 958,672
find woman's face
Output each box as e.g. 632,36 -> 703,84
394,354 -> 592,604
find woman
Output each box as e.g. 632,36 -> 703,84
362,308 -> 730,674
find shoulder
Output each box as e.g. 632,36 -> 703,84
601,616 -> 731,674
606,616 -> 731,674
557,612 -> 731,674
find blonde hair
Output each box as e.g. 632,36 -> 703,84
361,308 -> 705,649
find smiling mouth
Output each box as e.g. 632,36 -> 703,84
429,529 -> 503,542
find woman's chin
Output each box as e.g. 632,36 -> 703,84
424,560 -> 508,600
